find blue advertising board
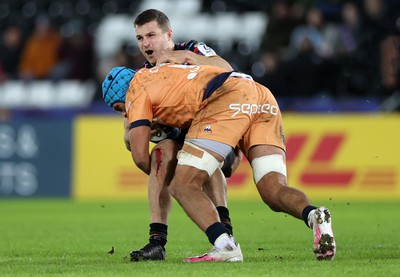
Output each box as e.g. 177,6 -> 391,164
0,119 -> 72,197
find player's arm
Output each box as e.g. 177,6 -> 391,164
128,125 -> 152,175
231,146 -> 244,174
157,50 -> 232,70
123,116 -> 131,151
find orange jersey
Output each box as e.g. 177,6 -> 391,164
125,64 -> 285,154
126,64 -> 226,129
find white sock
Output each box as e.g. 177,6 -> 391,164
214,233 -> 236,250
307,209 -> 316,228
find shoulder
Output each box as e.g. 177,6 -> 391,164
174,40 -> 217,57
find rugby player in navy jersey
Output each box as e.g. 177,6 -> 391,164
120,9 -> 242,261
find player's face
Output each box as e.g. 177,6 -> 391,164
135,20 -> 173,66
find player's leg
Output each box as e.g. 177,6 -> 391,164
154,126 -> 235,235
168,141 -> 243,262
202,168 -> 234,234
148,139 -> 179,224
248,145 -> 311,218
235,81 -> 336,260
208,147 -> 243,234
169,162 -> 220,231
130,139 -> 179,261
247,145 -> 336,260
202,168 -> 227,208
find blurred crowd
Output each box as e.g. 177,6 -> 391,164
253,0 -> 400,101
0,14 -> 94,82
0,0 -> 399,108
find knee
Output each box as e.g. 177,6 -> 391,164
168,178 -> 186,201
168,168 -> 208,201
168,181 -> 179,199
150,140 -> 180,181
259,189 -> 280,212
256,173 -> 287,211
262,192 -> 283,213
258,190 -> 271,206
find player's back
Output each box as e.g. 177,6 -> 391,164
128,64 -> 227,128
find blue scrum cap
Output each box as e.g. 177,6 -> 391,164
102,66 -> 136,108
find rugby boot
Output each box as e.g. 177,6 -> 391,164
183,234 -> 243,262
130,243 -> 165,261
309,206 -> 336,260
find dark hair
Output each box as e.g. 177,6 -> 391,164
134,9 -> 171,32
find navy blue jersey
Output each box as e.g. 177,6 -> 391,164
142,40 -> 216,68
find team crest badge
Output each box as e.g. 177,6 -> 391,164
204,125 -> 212,133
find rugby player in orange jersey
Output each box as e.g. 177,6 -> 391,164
121,9 -> 242,261
102,63 -> 336,262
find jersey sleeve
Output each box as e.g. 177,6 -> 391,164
125,79 -> 153,129
174,40 -> 217,57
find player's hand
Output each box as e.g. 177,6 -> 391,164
156,50 -> 197,66
231,147 -> 243,175
221,147 -> 243,178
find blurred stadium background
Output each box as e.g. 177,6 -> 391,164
0,0 -> 399,200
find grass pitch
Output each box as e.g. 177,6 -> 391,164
0,198 -> 399,276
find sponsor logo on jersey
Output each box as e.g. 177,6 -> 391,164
196,43 -> 217,57
229,103 -> 279,118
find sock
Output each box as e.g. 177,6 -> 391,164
149,223 -> 168,247
205,222 -> 231,245
302,205 -> 317,228
216,206 -> 233,235
214,233 -> 236,250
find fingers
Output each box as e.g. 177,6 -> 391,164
156,50 -> 188,66
156,59 -> 170,66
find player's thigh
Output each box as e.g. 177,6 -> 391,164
248,145 -> 285,161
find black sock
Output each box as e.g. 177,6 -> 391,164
205,222 -> 231,245
302,205 -> 317,228
216,206 -> 233,235
149,223 -> 168,247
